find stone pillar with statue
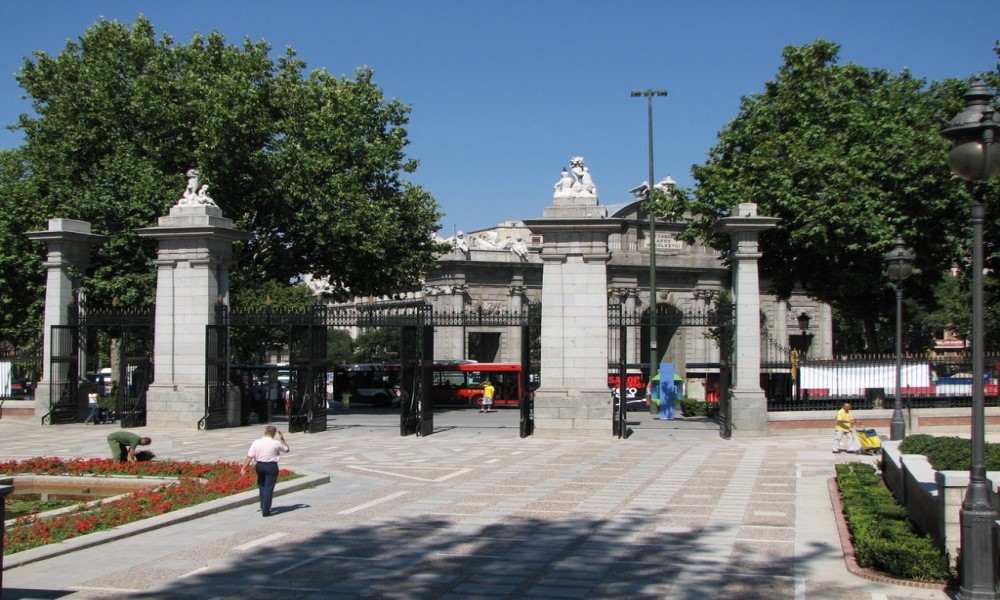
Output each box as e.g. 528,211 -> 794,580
525,157 -> 625,437
136,170 -> 251,427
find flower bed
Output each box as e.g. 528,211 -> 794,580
2,457 -> 295,555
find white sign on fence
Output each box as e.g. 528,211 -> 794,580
800,363 -> 930,395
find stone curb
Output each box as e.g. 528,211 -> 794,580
827,476 -> 953,592
3,472 -> 330,570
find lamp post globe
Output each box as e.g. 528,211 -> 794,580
883,238 -> 914,442
940,80 -> 1000,600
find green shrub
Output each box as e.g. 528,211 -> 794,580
898,435 -> 1000,471
836,462 -> 951,583
678,399 -> 719,418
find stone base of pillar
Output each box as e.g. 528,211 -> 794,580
532,388 -> 613,438
729,386 -> 769,437
145,384 -> 205,428
31,382 -> 53,417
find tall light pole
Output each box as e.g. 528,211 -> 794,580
883,238 -> 914,441
632,89 -> 668,390
941,80 -> 1000,600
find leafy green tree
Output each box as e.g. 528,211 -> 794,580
351,327 -> 399,363
228,282 -> 315,364
327,329 -> 354,366
2,17 -> 444,345
0,149 -> 46,346
688,40 -> 978,351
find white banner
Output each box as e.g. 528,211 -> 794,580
0,361 -> 11,397
800,363 -> 930,395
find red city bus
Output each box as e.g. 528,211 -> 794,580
430,362 -> 526,408
332,361 -> 530,409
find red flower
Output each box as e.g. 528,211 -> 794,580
2,457 -> 298,555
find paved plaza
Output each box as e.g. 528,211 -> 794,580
1,408 -> 953,599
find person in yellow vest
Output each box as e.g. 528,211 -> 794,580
480,380 -> 495,413
832,402 -> 859,453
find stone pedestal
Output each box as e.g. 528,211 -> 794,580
136,204 -> 250,427
714,203 -> 779,437
25,219 -> 106,415
525,164 -> 624,437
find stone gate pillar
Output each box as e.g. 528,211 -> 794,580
25,219 -> 106,414
136,174 -> 250,427
714,203 -> 779,436
525,158 -> 624,437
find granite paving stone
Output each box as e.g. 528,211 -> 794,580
0,414 -> 957,599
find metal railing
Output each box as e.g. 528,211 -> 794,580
765,353 -> 1000,411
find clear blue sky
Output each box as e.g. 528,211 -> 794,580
1,1 -> 997,234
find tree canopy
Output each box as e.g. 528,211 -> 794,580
1,16 -> 444,345
686,39 -> 998,351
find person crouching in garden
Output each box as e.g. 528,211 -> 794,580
240,425 -> 289,517
106,431 -> 152,464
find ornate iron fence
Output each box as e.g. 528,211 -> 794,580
766,353 -> 1000,412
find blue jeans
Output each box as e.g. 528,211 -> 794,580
255,461 -> 279,516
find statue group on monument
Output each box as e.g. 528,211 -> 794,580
177,169 -> 218,208
553,156 -> 597,198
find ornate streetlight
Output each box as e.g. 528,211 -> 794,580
941,80 -> 1000,600
631,89 -> 668,393
883,238 -> 914,441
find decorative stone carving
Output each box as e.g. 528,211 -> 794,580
553,157 -> 598,198
474,300 -> 505,315
424,283 -> 471,297
472,231 -> 501,249
177,169 -> 219,208
509,236 -> 528,261
609,287 -> 637,301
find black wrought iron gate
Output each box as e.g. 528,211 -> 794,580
46,306 -> 154,427
211,303 -> 537,436
207,305 -> 328,432
607,301 -> 731,439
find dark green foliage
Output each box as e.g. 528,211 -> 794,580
898,434 -> 1000,471
836,462 -> 952,582
1,17 -> 445,344
678,399 -> 719,418
327,329 -> 354,365
351,327 -> 399,363
689,39 -> 993,353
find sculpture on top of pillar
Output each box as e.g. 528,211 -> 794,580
553,156 -> 598,199
177,169 -> 219,208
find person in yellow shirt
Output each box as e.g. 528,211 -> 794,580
832,402 -> 859,453
480,380 -> 495,413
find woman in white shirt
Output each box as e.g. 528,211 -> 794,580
240,425 -> 289,517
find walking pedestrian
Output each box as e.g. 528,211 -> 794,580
832,402 -> 859,453
240,425 -> 289,517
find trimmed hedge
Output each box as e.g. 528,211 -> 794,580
836,462 -> 952,583
678,399 -> 719,418
898,434 -> 1000,471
